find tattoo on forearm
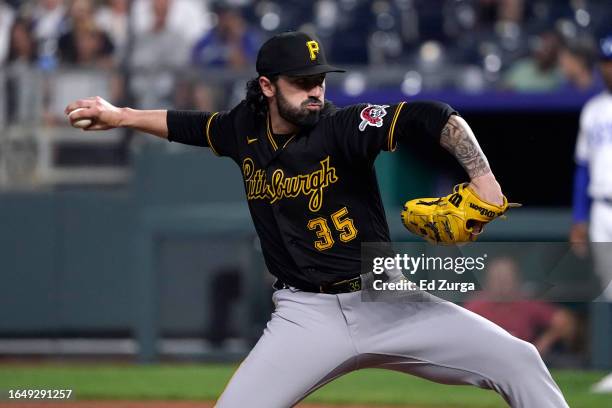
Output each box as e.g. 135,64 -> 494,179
440,115 -> 490,178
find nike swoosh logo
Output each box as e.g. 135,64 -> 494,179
247,137 -> 258,144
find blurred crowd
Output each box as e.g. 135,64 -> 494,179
0,0 -> 610,124
0,1 -> 607,366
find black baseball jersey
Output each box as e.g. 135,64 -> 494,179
167,100 -> 455,291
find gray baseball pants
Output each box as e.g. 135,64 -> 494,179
216,288 -> 568,407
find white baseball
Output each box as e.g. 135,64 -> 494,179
68,107 -> 93,129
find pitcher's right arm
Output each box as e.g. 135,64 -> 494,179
65,96 -> 169,138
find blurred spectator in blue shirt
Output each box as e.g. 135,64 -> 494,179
191,4 -> 260,70
503,30 -> 564,92
558,40 -> 604,93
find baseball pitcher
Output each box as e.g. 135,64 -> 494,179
66,32 -> 568,407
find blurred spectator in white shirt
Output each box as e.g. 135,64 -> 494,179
132,0 -> 210,45
0,1 -> 16,65
95,0 -> 128,63
31,0 -> 66,70
130,0 -> 190,109
32,0 -> 66,41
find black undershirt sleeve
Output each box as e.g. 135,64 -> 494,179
393,101 -> 457,147
166,110 -> 209,147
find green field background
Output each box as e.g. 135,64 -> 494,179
0,364 -> 610,407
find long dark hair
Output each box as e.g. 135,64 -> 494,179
245,76 -> 277,118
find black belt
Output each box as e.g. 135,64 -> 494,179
273,276 -> 362,294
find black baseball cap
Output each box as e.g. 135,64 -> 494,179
256,31 -> 345,77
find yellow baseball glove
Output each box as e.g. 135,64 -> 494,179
401,183 -> 520,244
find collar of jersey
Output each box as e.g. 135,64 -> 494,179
266,115 -> 297,151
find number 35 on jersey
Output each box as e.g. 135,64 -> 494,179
307,207 -> 358,251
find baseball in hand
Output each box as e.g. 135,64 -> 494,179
68,108 -> 93,129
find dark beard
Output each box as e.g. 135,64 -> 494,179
276,90 -> 322,128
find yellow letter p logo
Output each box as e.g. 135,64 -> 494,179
306,40 -> 320,61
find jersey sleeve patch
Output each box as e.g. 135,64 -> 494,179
358,104 -> 389,131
